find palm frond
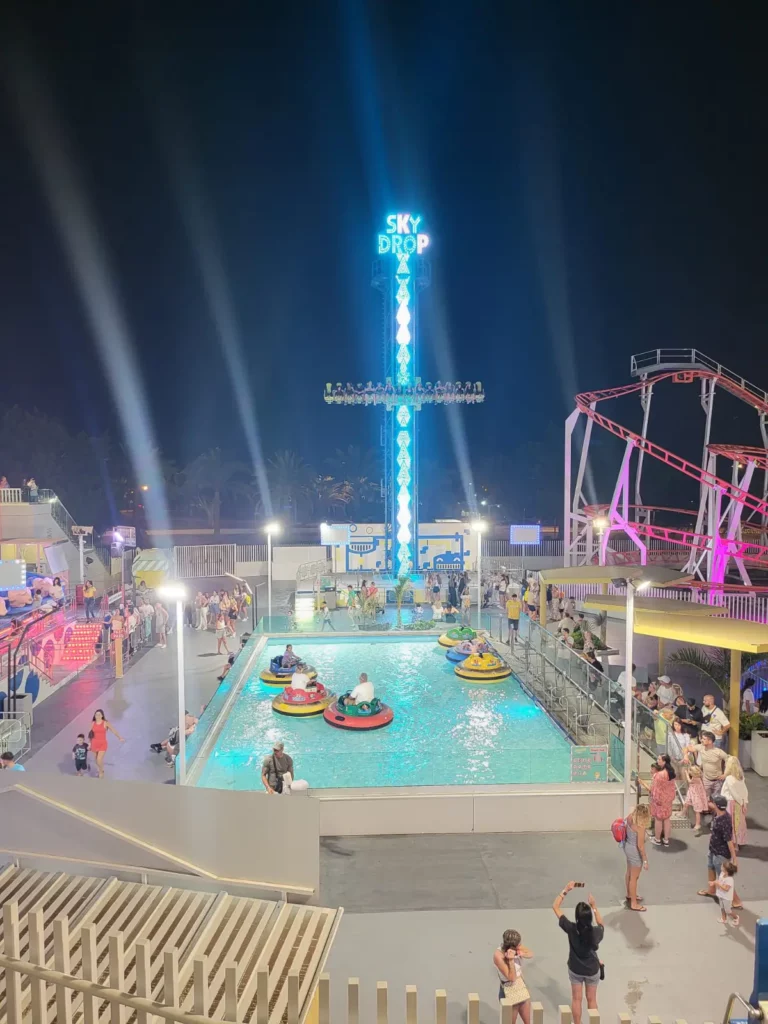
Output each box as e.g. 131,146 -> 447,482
667,647 -> 727,690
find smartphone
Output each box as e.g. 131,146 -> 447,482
574,882 -> 585,887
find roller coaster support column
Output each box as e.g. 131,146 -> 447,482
730,648 -> 742,757
623,580 -> 638,816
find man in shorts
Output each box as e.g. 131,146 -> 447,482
505,592 -> 522,645
698,795 -> 742,911
261,741 -> 294,795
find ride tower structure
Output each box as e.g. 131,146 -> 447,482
324,213 -> 485,575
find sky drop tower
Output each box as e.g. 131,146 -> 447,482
325,213 -> 483,575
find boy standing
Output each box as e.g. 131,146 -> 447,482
72,733 -> 89,776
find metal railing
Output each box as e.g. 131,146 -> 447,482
236,543 -> 268,561
0,487 -> 23,503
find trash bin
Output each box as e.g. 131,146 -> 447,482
750,731 -> 768,777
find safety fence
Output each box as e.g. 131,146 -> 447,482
236,543 -> 268,562
0,899 -> 750,1024
174,544 -> 237,579
555,582 -> 768,625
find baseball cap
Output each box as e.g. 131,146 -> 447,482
273,741 -> 284,752
658,675 -> 671,684
712,795 -> 728,810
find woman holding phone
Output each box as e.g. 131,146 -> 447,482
552,882 -> 604,1024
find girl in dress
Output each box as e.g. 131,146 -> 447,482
493,929 -> 533,1024
683,763 -> 709,836
647,754 -> 676,847
721,756 -> 749,848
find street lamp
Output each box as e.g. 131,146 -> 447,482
615,567 -> 690,815
264,521 -> 281,626
471,520 -> 486,630
158,582 -> 188,785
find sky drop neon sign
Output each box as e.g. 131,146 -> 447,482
378,213 -> 430,256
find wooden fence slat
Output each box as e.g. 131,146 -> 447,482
28,908 -> 47,1024
256,967 -> 269,1024
288,968 -> 301,1024
532,1002 -> 544,1024
468,992 -> 480,1024
406,985 -> 418,1024
436,988 -> 447,1024
348,978 -> 360,1024
377,981 -> 388,1024
193,957 -> 209,1017
501,998 -> 514,1024
163,949 -> 180,1008
588,1011 -> 600,1024
54,915 -> 73,1024
3,902 -> 22,1024
134,939 -> 152,1024
110,932 -> 126,1024
224,962 -> 240,1023
81,924 -> 99,1024
559,1006 -> 573,1024
318,973 -> 331,1024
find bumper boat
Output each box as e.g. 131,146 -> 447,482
445,638 -> 490,663
437,626 -> 476,648
323,695 -> 394,730
454,651 -> 511,682
272,682 -> 334,717
260,657 -> 318,686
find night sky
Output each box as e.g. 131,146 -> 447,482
1,3 -> 767,516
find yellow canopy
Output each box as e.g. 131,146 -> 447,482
538,565 -> 691,586
632,611 -> 768,654
583,594 -> 728,618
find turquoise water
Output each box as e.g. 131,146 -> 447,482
194,636 -> 572,790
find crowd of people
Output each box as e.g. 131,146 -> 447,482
323,380 -> 485,405
0,474 -> 39,501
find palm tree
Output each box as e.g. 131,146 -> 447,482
266,450 -> 315,523
667,647 -> 762,712
181,448 -> 253,533
394,575 -> 412,628
324,446 -> 382,519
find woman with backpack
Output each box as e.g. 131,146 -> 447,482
552,882 -> 604,1024
617,804 -> 651,910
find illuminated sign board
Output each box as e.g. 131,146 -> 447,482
378,213 -> 430,256
510,524 -> 541,545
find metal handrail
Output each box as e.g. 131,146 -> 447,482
722,992 -> 762,1024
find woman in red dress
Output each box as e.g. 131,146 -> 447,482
644,754 -> 677,848
89,708 -> 125,779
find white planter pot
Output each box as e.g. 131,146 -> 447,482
738,739 -> 752,772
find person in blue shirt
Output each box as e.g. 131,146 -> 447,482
1,752 -> 25,771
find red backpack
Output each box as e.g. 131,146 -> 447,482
611,818 -> 627,843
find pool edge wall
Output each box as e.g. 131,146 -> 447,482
313,782 -> 623,836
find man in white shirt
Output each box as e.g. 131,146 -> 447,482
656,675 -> 677,708
345,672 -> 375,705
556,615 -> 576,636
702,693 -> 730,749
741,679 -> 756,714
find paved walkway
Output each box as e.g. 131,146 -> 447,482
25,624 -> 239,781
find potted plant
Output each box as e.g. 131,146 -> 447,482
738,712 -> 765,770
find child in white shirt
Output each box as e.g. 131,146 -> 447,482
716,861 -> 739,926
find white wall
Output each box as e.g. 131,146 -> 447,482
315,784 -> 624,836
272,545 -> 327,581
0,503 -> 65,542
5,772 -> 320,895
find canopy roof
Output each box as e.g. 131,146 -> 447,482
632,610 -> 768,654
538,565 -> 692,586
583,594 -> 727,618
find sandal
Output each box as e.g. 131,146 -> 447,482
697,889 -> 716,898
628,904 -> 646,912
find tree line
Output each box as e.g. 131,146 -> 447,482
0,406 -> 561,531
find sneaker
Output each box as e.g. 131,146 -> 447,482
651,837 -> 663,846
731,915 -> 740,927
662,839 -> 670,847
693,827 -> 703,837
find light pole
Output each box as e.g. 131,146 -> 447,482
471,520 -> 486,630
158,582 -> 188,785
622,577 -> 650,815
264,521 -> 281,628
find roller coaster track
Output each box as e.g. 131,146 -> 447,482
575,370 -> 768,523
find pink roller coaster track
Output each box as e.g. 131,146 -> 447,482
567,356 -> 768,585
